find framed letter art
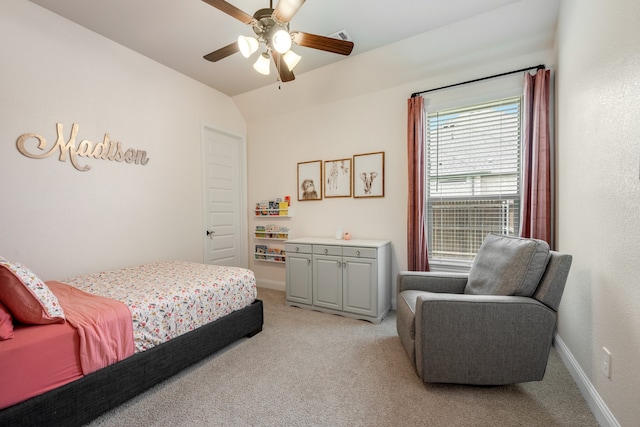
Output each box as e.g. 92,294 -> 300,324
323,158 -> 352,198
353,151 -> 384,198
297,160 -> 323,201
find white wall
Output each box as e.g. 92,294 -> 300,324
555,0 -> 640,425
5,0 -> 637,424
235,0 -> 556,300
0,1 -> 246,280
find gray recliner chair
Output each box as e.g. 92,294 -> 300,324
396,233 -> 572,385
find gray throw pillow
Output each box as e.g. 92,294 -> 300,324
465,233 -> 550,297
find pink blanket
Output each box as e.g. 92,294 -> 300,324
47,281 -> 134,374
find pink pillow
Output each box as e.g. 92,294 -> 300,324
0,301 -> 14,340
0,258 -> 65,325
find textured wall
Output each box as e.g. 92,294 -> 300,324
556,0 -> 640,425
236,1 -> 556,301
0,1 -> 246,280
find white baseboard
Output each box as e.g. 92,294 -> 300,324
553,334 -> 620,427
256,278 -> 285,292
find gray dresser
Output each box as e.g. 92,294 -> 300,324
285,237 -> 391,323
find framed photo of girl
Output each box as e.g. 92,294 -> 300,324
323,158 -> 352,198
297,160 -> 323,201
353,151 -> 384,198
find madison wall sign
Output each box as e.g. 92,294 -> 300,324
16,123 -> 150,171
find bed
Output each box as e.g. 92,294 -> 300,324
0,259 -> 263,426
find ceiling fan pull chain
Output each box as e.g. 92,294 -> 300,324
277,53 -> 282,89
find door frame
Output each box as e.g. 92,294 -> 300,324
200,122 -> 248,268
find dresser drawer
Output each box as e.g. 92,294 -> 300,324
285,243 -> 312,254
313,245 -> 343,256
343,246 -> 377,259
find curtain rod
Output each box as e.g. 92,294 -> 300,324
411,64 -> 545,98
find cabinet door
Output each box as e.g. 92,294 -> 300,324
286,253 -> 312,305
342,256 -> 377,316
313,255 -> 342,310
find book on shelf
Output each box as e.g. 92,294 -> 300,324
255,198 -> 289,216
278,201 -> 288,216
256,201 -> 269,216
255,244 -> 267,260
255,225 -> 266,238
267,247 -> 284,262
269,201 -> 279,215
255,224 -> 289,239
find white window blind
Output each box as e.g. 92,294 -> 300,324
426,96 -> 522,263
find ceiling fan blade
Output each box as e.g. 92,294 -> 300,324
201,0 -> 253,24
292,32 -> 354,56
204,42 -> 240,62
271,51 -> 295,82
273,0 -> 306,23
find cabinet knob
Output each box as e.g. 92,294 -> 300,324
296,246 -> 299,252
324,248 -> 328,254
356,250 -> 360,257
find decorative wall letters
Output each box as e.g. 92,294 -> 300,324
16,123 -> 150,171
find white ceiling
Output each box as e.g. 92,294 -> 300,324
27,0 -> 558,97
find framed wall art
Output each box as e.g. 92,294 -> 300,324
353,151 -> 385,198
297,160 -> 323,201
323,158 -> 352,198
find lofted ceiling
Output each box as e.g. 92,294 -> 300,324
27,0 -> 557,97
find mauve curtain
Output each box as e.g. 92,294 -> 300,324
407,96 -> 430,271
521,69 -> 552,246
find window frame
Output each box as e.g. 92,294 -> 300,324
422,76 -> 525,271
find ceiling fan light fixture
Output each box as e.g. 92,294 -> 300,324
283,50 -> 301,71
273,0 -> 304,21
253,52 -> 271,75
238,35 -> 259,58
271,28 -> 292,54
203,0 -> 356,85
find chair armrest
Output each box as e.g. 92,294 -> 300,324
397,271 -> 468,294
414,293 -> 557,385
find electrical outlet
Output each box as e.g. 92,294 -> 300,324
602,347 -> 612,379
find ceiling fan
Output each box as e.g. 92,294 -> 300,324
202,0 -> 354,83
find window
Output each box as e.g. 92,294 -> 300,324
426,97 -> 522,265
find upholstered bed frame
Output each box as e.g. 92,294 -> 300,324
0,298 -> 263,426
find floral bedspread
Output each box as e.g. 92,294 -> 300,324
64,261 -> 256,353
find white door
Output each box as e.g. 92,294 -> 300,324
202,126 -> 247,267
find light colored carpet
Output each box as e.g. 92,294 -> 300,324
87,288 -> 598,426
